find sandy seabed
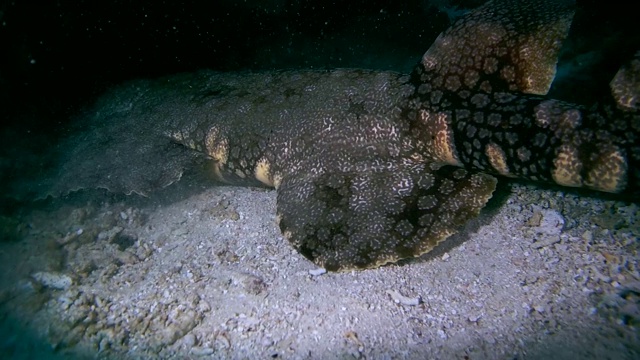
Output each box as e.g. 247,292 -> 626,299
0,174 -> 638,359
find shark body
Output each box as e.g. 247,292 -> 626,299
43,0 -> 639,271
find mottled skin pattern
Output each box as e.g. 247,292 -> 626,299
404,0 -> 639,193
47,0 -> 639,271
163,69 -> 497,271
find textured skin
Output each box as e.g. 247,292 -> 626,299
404,0 -> 639,194
43,0 -> 639,271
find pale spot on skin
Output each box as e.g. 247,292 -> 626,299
420,110 -> 462,166
552,145 -> 583,188
235,169 -> 247,179
205,127 -> 229,164
485,143 -> 512,176
585,149 -> 628,193
255,158 -> 275,187
273,174 -> 283,189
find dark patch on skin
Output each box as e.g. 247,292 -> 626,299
283,88 -> 299,98
347,100 -> 368,119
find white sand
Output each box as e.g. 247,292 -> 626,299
1,174 -> 638,359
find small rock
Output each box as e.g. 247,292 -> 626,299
115,250 -> 139,265
537,210 -> 565,236
386,290 -> 422,306
157,326 -> 180,347
531,236 -> 561,249
181,333 -> 197,348
468,314 -> 481,323
533,304 -> 546,314
197,299 -> 211,313
582,230 -> 594,242
261,336 -> 274,347
58,229 -> 83,245
32,272 -> 73,290
309,268 -> 327,276
526,211 -> 543,227
190,346 -> 215,356
97,226 -> 124,242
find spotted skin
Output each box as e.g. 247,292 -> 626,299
277,162 -> 495,271
162,69 -> 418,190
44,0 -> 639,271
404,0 -> 639,194
408,83 -> 638,193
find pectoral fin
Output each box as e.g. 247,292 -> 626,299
276,160 -> 497,271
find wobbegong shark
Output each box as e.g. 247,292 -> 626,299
41,0 -> 639,271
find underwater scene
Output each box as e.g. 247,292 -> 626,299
1,0 -> 639,359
